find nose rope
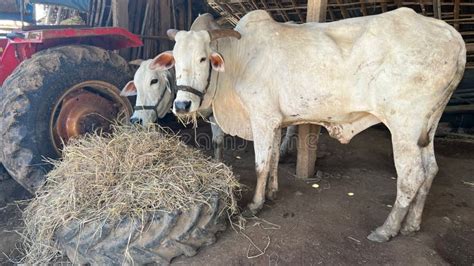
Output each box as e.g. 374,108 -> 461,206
176,63 -> 212,105
134,83 -> 172,117
175,86 -> 204,99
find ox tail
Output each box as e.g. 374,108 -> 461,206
417,42 -> 466,147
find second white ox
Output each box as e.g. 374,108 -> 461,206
151,8 -> 466,242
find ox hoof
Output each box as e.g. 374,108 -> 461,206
242,203 -> 262,218
242,208 -> 257,218
400,224 -> 420,236
266,190 -> 278,201
265,199 -> 276,206
367,227 -> 393,243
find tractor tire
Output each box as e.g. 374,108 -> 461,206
0,45 -> 132,192
0,164 -> 10,181
55,195 -> 226,265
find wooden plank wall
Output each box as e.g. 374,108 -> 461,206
88,0 -> 195,60
127,0 -> 193,61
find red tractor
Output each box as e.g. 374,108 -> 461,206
0,2 -> 142,192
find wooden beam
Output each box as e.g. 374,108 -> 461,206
187,0 -> 193,29
444,104 -> 474,113
296,0 -> 326,179
306,0 -> 327,22
296,125 -> 321,179
433,0 -> 442,19
395,0 -> 402,8
335,0 -> 348,19
112,0 -> 129,29
94,0 -> 102,26
98,0 -> 107,26
380,1 -> 387,13
113,0 -> 130,59
454,0 -> 460,30
275,0 -> 290,22
466,43 -> 474,52
360,1 -> 367,16
417,0 -> 426,16
290,0 -> 304,22
327,6 -> 335,21
55,7 -> 63,25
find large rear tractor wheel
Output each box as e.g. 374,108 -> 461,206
0,45 -> 132,192
0,164 -> 10,181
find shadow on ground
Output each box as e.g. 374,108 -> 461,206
0,126 -> 472,265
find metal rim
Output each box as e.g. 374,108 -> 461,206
50,80 -> 132,155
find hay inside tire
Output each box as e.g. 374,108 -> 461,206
20,125 -> 240,264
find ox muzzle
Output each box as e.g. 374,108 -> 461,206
174,86 -> 205,113
131,85 -> 173,124
174,65 -> 212,113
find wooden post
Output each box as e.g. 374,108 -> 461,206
55,7 -> 63,25
112,0 -> 130,58
433,0 -> 442,19
306,0 -> 327,22
453,0 -> 460,30
296,124 -> 321,178
112,0 -> 129,28
296,0 -> 327,179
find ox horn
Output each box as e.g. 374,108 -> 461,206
167,29 -> 179,41
208,29 -> 241,41
128,59 -> 144,66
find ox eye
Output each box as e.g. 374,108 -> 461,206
199,57 -> 206,63
150,79 -> 159,85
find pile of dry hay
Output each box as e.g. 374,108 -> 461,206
20,125 -> 240,263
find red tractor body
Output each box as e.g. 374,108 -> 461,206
0,27 -> 142,85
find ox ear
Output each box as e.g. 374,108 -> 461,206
167,29 -> 179,40
210,52 -> 225,72
120,81 -> 137,97
150,51 -> 175,71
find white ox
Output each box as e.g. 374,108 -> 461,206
122,14 -> 296,161
120,60 -> 175,124
120,14 -> 227,160
120,60 -> 230,160
151,8 -> 466,242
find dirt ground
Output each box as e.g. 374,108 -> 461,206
0,126 -> 473,265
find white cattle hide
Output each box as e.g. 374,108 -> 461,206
152,8 -> 466,242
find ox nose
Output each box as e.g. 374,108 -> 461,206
130,117 -> 143,125
174,101 -> 191,113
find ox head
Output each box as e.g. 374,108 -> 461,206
121,60 -> 175,125
149,29 -> 241,115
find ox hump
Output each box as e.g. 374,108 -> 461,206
236,10 -> 274,30
190,13 -> 220,31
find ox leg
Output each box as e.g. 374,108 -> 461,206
401,137 -> 438,234
279,126 -> 297,159
266,129 -> 282,201
244,126 -> 278,216
368,137 -> 425,242
210,116 -> 224,161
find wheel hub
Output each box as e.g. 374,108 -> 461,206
52,82 -> 131,152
